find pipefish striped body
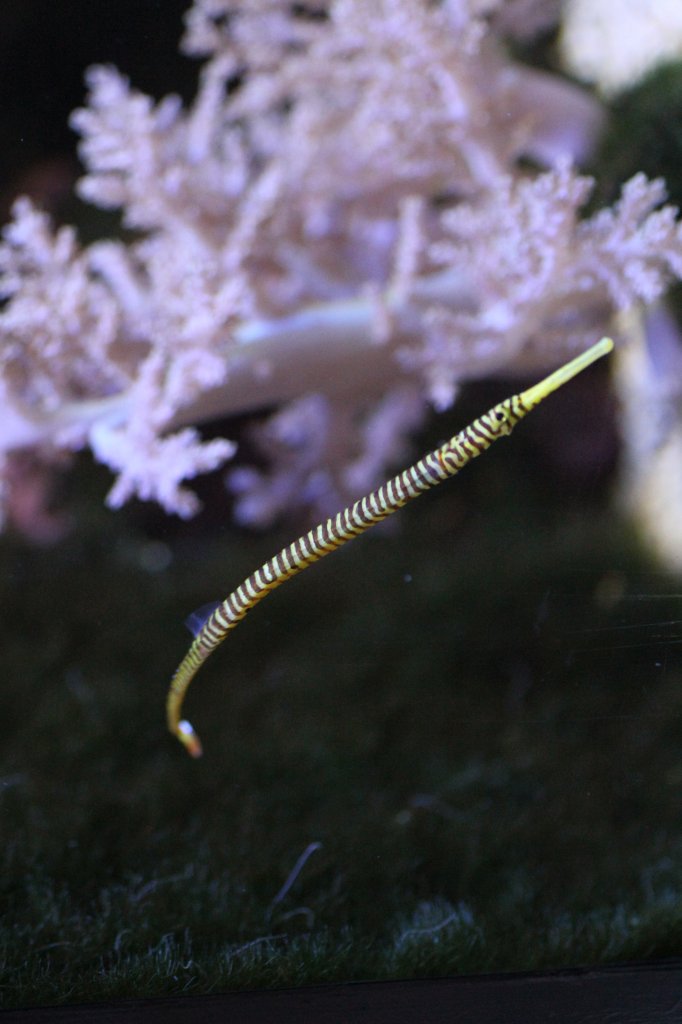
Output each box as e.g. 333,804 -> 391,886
167,337 -> 614,756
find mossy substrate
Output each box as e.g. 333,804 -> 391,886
2,400 -> 682,1009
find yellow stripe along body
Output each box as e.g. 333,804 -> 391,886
168,337 -> 614,756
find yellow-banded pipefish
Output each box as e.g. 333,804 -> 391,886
167,337 -> 614,756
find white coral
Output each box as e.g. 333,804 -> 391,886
90,418 -> 235,518
0,0 -> 681,534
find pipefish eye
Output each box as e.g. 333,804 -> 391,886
491,408 -> 507,425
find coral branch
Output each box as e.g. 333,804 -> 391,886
1,0 -> 682,535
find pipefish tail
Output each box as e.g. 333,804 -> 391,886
167,336 -> 614,756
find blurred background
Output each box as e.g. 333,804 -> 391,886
3,0 -> 682,1011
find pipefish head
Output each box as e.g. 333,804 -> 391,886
519,337 -> 614,411
484,402 -> 516,437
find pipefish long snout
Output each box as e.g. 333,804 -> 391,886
167,337 -> 614,757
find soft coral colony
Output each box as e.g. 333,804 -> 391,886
2,0 -> 682,535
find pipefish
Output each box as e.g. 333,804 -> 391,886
167,337 -> 614,756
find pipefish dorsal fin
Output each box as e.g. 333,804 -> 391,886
185,601 -> 222,637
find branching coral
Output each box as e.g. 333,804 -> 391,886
2,0 -> 682,534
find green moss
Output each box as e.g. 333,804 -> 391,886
2,427 -> 682,1009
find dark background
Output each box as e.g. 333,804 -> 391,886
0,1 -> 192,218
